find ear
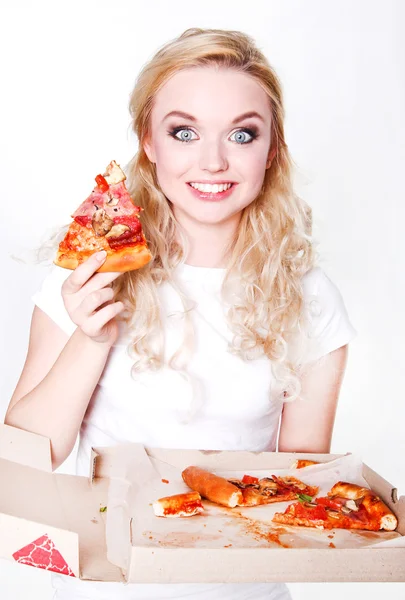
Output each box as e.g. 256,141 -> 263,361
143,134 -> 156,163
266,146 -> 277,169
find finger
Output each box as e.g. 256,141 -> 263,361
80,271 -> 122,297
62,251 -> 109,295
82,302 -> 125,338
77,287 -> 115,318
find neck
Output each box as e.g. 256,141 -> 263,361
175,211 -> 240,268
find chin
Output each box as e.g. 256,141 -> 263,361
191,210 -> 241,226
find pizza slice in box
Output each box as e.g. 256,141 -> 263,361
290,459 -> 319,469
55,160 -> 152,273
272,481 -> 398,531
227,473 -> 319,507
153,492 -> 204,518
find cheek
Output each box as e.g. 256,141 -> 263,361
239,150 -> 268,193
154,139 -> 193,180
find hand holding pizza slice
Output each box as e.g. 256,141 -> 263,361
55,161 -> 152,273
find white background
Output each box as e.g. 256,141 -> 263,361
1,1 -> 404,598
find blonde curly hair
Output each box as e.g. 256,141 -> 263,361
112,27 -> 314,407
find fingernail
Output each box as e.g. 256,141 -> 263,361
95,250 -> 107,261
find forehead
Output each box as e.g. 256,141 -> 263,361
151,67 -> 272,125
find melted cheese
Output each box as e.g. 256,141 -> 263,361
63,222 -> 108,253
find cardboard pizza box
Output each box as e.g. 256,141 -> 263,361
0,423 -> 404,583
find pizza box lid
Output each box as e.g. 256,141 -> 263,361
0,423 -> 405,583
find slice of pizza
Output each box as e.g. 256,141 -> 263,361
55,160 -> 152,272
227,473 -> 319,507
290,459 -> 319,469
152,491 -> 204,518
272,481 -> 398,531
181,466 -> 318,508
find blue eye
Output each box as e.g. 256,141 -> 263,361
168,126 -> 259,144
229,129 -> 256,144
169,127 -> 197,143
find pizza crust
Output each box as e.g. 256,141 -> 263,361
54,245 -> 152,273
328,481 -> 370,500
182,466 -> 243,508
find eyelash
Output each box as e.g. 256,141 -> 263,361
167,125 -> 259,144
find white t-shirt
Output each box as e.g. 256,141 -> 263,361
32,264 -> 356,600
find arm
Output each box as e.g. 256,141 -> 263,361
5,308 -> 112,469
278,345 -> 349,454
5,252 -> 124,470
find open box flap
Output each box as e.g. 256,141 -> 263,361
0,427 -> 124,581
0,424 -> 52,472
104,443 -> 158,578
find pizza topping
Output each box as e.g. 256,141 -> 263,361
106,193 -> 120,207
261,487 -> 277,497
95,174 -> 109,192
72,181 -> 140,222
316,497 -> 346,511
103,160 -> 126,185
74,215 -> 91,228
288,501 -> 328,521
242,475 -> 259,485
345,499 -> 359,512
259,478 -> 278,489
105,224 -> 130,239
59,221 -> 107,253
92,208 -> 114,237
297,493 -> 314,504
271,475 -> 306,495
228,479 -> 260,490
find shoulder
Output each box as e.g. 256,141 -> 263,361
295,266 -> 356,363
301,266 -> 350,320
302,266 -> 342,301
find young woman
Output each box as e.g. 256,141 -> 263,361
5,28 -> 355,600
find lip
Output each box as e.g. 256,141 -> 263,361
187,182 -> 237,202
187,180 -> 237,185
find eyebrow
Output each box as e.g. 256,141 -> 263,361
162,110 -> 265,124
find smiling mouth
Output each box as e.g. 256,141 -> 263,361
187,182 -> 235,194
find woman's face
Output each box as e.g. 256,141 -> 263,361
144,67 -> 273,230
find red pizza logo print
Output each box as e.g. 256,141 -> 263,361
12,533 -> 75,576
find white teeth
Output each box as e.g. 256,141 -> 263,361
189,182 -> 232,193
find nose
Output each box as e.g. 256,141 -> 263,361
198,138 -> 229,173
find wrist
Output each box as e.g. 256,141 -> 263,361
73,327 -> 115,353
